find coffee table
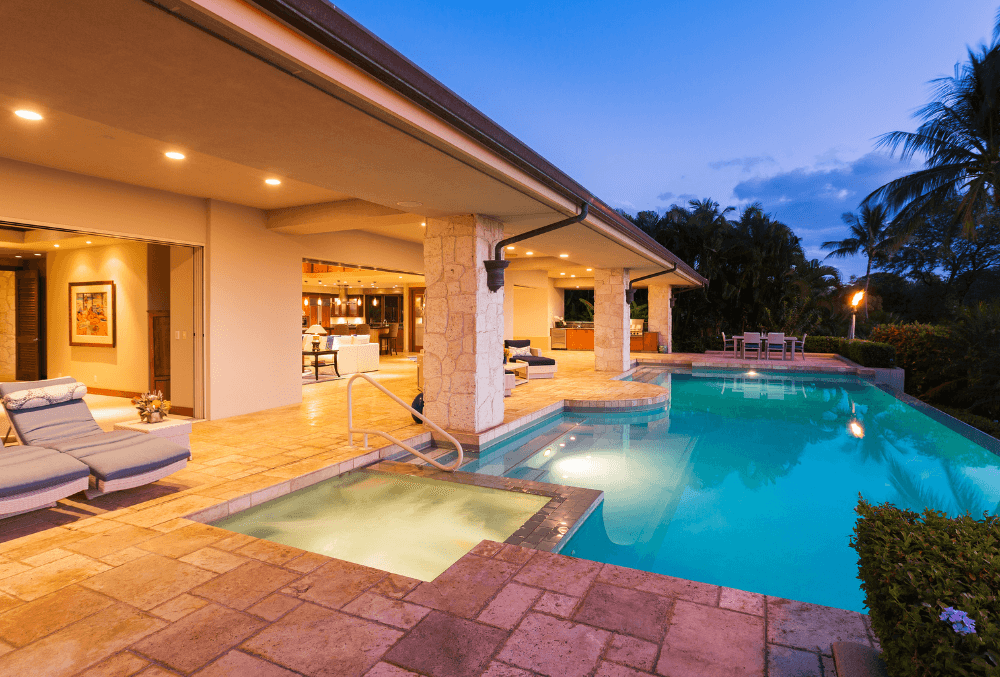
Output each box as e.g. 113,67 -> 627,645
508,362 -> 529,385
303,349 -> 339,380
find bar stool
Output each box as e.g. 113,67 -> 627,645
380,323 -> 398,355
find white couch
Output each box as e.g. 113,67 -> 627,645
302,334 -> 379,376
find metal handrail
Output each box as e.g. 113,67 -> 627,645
346,373 -> 464,471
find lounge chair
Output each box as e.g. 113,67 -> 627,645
1,378 -> 191,499
0,445 -> 91,519
505,339 -> 556,379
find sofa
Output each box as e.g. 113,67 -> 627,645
302,334 -> 379,376
505,339 -> 556,379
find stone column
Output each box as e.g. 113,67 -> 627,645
594,268 -> 630,372
647,284 -> 672,353
422,214 -> 505,433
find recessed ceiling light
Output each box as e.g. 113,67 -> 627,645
165,151 -> 185,160
560,272 -> 565,275
397,201 -> 423,208
53,244 -> 59,248
571,274 -> 576,278
34,253 -> 41,256
559,254 -> 569,258
86,241 -> 92,244
506,245 -> 515,250
14,255 -> 21,259
421,222 -> 426,227
14,110 -> 43,120
526,251 -> 533,256
586,268 -> 593,271
264,178 -> 281,185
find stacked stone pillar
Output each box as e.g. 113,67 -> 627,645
593,268 -> 630,372
647,284 -> 672,352
422,214 -> 505,433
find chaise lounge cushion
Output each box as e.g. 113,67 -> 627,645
50,432 -> 191,482
0,446 -> 90,498
511,354 -> 556,367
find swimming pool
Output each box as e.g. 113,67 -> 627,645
455,369 -> 1000,612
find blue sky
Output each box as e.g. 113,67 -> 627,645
337,1 -> 998,277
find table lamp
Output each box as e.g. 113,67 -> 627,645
305,324 -> 327,351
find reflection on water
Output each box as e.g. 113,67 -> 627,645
464,371 -> 1000,612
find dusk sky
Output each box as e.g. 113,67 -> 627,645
337,1 -> 998,277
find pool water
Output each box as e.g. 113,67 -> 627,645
212,470 -> 548,581
455,369 -> 1000,612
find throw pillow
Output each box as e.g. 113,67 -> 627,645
510,346 -> 532,358
3,381 -> 87,410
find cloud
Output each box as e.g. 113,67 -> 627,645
732,152 -> 914,275
709,155 -> 776,172
656,191 -> 674,201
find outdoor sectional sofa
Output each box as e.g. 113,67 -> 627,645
505,339 -> 557,379
0,377 -> 191,517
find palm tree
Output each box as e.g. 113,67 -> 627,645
821,204 -> 896,317
865,42 -> 1000,235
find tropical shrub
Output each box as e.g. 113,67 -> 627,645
852,499 -> 1000,676
804,335 -> 844,353
802,336 -> 896,368
869,324 -> 958,395
673,335 -> 706,353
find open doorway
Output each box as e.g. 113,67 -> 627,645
0,223 -> 203,432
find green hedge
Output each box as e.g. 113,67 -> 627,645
869,324 -> 957,395
852,499 -> 1000,676
802,336 -> 896,368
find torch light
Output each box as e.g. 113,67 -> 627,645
849,291 -> 865,340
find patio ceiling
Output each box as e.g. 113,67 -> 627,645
0,0 -> 701,284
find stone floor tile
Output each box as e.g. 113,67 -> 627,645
0,553 -> 111,601
194,650 -> 299,676
574,583 -> 671,642
283,551 -> 330,574
469,541 -> 504,558
604,634 -> 658,672
766,598 -> 869,656
134,666 -> 181,676
79,554 -> 216,610
514,551 -> 602,598
99,547 -> 154,567
117,496 -> 223,530
0,584 -> 113,647
477,583 -> 542,630
132,604 -> 266,674
655,600 -> 764,677
0,561 -> 30,582
496,612 -> 610,677
494,544 -> 534,565
821,654 -> 837,675
234,539 -> 306,566
149,593 -> 210,622
342,592 -> 431,629
594,662 -> 654,677
636,574 -> 719,607
480,663 -> 535,677
138,524 -> 226,559
241,602 -> 403,677
179,548 -> 247,574
720,588 -> 765,616
282,559 -> 386,610
191,560 -> 299,611
0,528 -> 90,562
0,641 -> 10,658
0,594 -> 18,616
64,525 -> 160,560
767,645 -> 823,676
372,573 -> 421,600
207,533 -> 258,552
383,610 -> 507,677
0,603 -> 164,677
247,594 -> 302,622
20,547 -> 74,567
534,591 -> 579,618
73,651 -> 148,677
363,663 -> 422,677
406,555 -> 519,618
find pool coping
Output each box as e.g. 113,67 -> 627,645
367,461 -> 604,553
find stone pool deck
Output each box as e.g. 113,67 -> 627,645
0,350 -> 875,676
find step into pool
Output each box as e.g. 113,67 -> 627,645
212,470 -> 549,581
446,369 -> 1000,612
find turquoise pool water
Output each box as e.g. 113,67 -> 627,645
454,369 -> 1000,612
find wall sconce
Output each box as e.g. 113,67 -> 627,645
303,298 -> 309,307
372,298 -> 378,307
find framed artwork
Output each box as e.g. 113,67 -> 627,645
69,281 -> 116,347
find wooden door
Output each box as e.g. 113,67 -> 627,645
148,311 -> 170,398
410,288 -> 425,352
15,269 -> 43,381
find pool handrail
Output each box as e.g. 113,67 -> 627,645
345,372 -> 464,472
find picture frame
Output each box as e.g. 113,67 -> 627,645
69,281 -> 116,347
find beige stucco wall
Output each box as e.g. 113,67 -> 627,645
47,241 -> 150,392
506,270 -> 562,349
0,272 -> 15,380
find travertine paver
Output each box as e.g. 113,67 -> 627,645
384,610 -> 508,677
0,351 -> 877,676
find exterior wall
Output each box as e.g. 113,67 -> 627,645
47,242 -> 150,393
594,268 -> 630,372
204,199 -> 302,420
0,272 -> 15,380
507,270 -> 560,349
648,284 -> 672,352
422,214 -> 504,433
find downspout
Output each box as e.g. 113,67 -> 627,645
485,203 -> 589,292
625,264 -> 677,305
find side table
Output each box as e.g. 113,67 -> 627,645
114,418 -> 193,451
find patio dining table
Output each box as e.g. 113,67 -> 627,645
732,335 -> 799,360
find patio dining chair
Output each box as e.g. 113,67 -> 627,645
766,332 -> 786,360
741,332 -> 762,359
721,332 -> 736,355
792,333 -> 807,360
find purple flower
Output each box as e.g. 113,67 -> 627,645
940,607 -> 977,635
